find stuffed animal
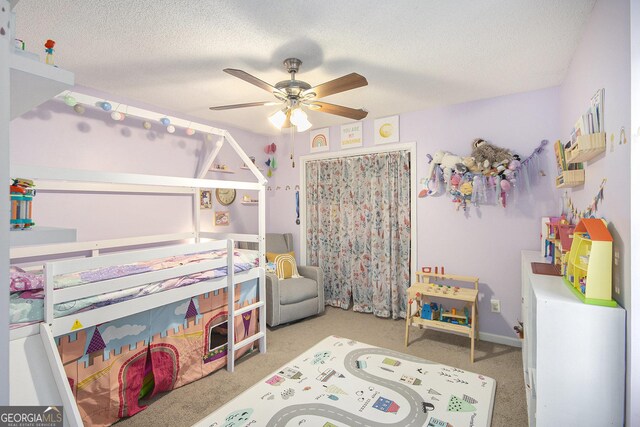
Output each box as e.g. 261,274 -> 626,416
428,150 -> 463,185
471,139 -> 514,173
461,156 -> 481,173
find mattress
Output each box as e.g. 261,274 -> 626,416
10,248 -> 259,326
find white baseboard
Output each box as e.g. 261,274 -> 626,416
479,332 -> 522,348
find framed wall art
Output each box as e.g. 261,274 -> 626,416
200,189 -> 212,209
340,122 -> 363,149
310,128 -> 330,153
374,115 -> 400,145
214,211 -> 230,226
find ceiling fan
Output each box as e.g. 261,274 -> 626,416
210,58 -> 368,131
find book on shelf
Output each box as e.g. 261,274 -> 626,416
570,88 -> 604,143
590,88 -> 604,133
554,140 -> 567,174
568,162 -> 583,170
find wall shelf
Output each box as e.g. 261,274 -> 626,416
209,168 -> 235,174
555,170 -> 584,188
10,51 -> 74,120
9,226 -> 77,247
565,132 -> 606,164
241,201 -> 258,205
240,166 -> 263,171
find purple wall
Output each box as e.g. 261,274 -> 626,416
558,0 -> 633,421
10,86 -> 268,241
266,86 -> 561,339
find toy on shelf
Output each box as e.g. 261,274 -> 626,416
44,39 -> 55,66
405,272 -> 479,363
420,302 -> 440,320
440,307 -> 471,326
541,215 -> 575,266
564,218 -> 615,306
10,178 -> 36,230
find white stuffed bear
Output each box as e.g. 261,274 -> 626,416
428,150 -> 463,187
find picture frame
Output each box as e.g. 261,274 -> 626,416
340,122 -> 363,149
374,115 -> 400,145
214,211 -> 230,226
310,128 -> 330,152
200,189 -> 212,209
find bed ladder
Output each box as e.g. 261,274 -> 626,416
226,239 -> 267,372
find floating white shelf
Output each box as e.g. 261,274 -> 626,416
241,201 -> 258,205
209,168 -> 235,174
9,226 -> 77,247
10,51 -> 74,120
240,166 -> 263,171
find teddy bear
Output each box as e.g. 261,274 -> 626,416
461,156 -> 481,174
470,138 -> 514,173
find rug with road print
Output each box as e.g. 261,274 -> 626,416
194,335 -> 496,427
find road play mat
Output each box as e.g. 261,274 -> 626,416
194,335 -> 495,427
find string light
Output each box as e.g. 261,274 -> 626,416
59,91 -> 226,136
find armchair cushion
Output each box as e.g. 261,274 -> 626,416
279,277 -> 319,305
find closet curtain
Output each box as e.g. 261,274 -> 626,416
306,150 -> 411,319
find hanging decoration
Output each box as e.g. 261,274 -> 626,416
423,139 -> 548,212
264,143 -> 277,177
564,178 -> 607,221
295,190 -> 300,225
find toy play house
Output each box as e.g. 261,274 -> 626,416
564,218 -> 614,306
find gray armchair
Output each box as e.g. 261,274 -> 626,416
264,233 -> 324,327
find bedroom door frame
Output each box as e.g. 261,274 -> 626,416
298,142 -> 417,280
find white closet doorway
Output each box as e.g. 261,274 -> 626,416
299,143 -> 417,319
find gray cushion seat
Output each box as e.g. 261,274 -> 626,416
279,277 -> 319,305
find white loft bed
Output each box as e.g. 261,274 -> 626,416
8,118 -> 268,426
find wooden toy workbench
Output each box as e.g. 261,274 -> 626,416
405,272 -> 479,363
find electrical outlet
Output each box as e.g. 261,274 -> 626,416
490,299 -> 501,313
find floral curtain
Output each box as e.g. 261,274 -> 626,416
306,150 -> 411,319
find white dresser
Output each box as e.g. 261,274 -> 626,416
521,250 -> 625,426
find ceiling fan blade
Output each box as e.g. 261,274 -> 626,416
308,101 -> 368,120
210,101 -> 280,110
304,73 -> 368,99
224,69 -> 286,96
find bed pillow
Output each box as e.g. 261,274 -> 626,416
266,252 -> 300,280
10,266 -> 44,292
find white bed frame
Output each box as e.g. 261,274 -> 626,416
8,126 -> 268,426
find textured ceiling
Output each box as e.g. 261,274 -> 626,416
14,0 -> 596,136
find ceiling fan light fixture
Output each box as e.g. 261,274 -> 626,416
268,109 -> 287,129
295,119 -> 312,132
289,107 -> 307,124
290,107 -> 312,132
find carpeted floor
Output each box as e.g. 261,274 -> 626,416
117,307 -> 527,427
